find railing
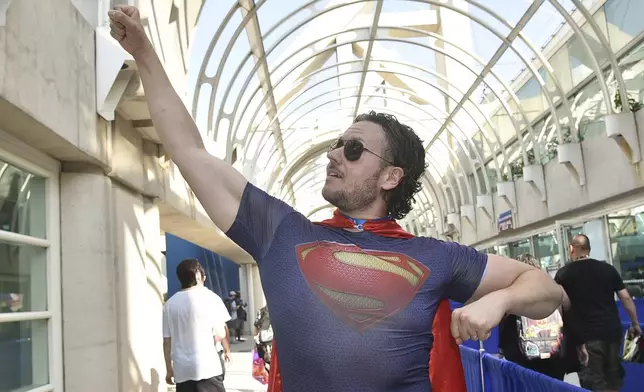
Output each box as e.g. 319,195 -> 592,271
460,343 -> 584,392
460,323 -> 644,392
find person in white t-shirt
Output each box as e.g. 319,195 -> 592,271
163,258 -> 231,392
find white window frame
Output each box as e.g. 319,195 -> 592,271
0,143 -> 62,392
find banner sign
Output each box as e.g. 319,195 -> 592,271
498,210 -> 513,232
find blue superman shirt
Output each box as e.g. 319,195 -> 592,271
226,184 -> 487,392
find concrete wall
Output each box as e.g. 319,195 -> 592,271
60,166 -> 166,392
0,1 -> 253,391
0,0 -> 249,260
0,0 -> 104,163
60,169 -> 119,392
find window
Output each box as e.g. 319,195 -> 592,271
533,231 -> 561,270
0,153 -> 60,392
547,46 -> 573,94
508,239 -> 531,260
569,78 -> 607,140
516,77 -> 545,123
608,205 -> 644,298
605,0 -> 644,52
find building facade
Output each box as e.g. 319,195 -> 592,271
0,1 -> 260,391
2,1 -> 644,392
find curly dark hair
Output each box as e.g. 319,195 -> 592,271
353,111 -> 427,219
176,258 -> 205,289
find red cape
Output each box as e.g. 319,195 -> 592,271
267,210 -> 466,392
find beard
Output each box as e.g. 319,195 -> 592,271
322,169 -> 382,214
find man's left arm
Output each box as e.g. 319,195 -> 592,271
444,243 -> 562,343
467,254 -> 564,317
162,307 -> 174,385
553,268 -> 571,311
221,325 -> 231,361
212,293 -> 232,359
163,338 -> 173,384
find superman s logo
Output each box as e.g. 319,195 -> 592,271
296,241 -> 430,332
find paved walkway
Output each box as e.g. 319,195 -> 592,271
168,336 -> 267,392
224,338 -> 268,392
165,338 -> 580,391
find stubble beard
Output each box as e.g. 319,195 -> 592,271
321,169 -> 382,214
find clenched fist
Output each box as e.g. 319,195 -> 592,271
450,291 -> 507,345
108,5 -> 151,57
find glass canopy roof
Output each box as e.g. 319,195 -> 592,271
187,0 -> 634,236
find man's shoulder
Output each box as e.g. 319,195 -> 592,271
163,292 -> 183,311
556,262 -> 578,280
412,236 -> 472,254
555,262 -> 571,275
208,290 -> 226,305
389,236 -> 455,263
563,259 -> 615,279
589,258 -> 621,277
205,288 -> 222,299
195,287 -> 223,302
580,258 -> 613,271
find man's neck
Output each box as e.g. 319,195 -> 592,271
339,208 -> 389,220
573,254 -> 590,261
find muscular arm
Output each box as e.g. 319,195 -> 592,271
617,288 -> 640,327
469,255 -> 562,319
134,42 -> 247,231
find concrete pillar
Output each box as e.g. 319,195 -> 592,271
61,164 -> 165,392
248,264 -> 266,336
238,264 -> 250,334
246,264 -> 256,336
113,183 -> 165,392
251,264 -> 265,309
60,167 -> 119,392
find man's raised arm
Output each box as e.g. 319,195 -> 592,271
108,5 -> 247,231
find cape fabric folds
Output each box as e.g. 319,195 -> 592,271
266,209 -> 467,392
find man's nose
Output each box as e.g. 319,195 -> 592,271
327,146 -> 342,164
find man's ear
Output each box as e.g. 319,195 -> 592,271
381,167 -> 404,191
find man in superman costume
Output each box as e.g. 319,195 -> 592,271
222,114 -> 565,391
108,11 -> 566,390
265,211 -> 469,392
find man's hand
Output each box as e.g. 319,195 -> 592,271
108,5 -> 152,57
165,369 -> 175,385
224,350 -> 232,363
578,344 -> 589,367
450,291 -> 506,344
630,323 -> 642,338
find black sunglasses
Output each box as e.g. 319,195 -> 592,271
329,139 -> 395,166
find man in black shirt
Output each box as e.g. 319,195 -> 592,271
555,234 -> 641,391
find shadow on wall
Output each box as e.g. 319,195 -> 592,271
123,339 -> 165,392
116,194 -> 167,392
150,369 -> 160,391
165,233 -> 241,298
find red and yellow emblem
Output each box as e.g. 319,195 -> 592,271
296,241 -> 430,332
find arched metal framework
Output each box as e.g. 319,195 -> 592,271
191,0 -> 630,238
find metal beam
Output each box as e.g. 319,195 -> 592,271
352,0 -> 384,118
237,0 -> 295,202
425,0 -> 543,153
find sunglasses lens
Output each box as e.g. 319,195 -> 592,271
343,140 -> 364,161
